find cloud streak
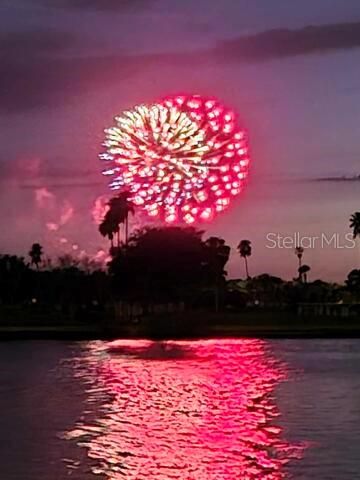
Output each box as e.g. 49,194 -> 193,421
0,53 -> 142,112
2,22 -> 360,112
0,30 -> 75,56
0,158 -> 103,190
213,22 -> 360,61
39,0 -> 155,11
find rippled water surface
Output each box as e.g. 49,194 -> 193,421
1,339 -> 360,479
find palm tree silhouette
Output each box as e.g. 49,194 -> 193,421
205,236 -> 231,312
350,213 -> 360,267
298,264 -> 310,283
99,192 -> 134,249
237,240 -> 252,279
107,192 -> 134,246
295,246 -> 304,269
29,243 -> 43,270
350,212 -> 360,239
294,246 -> 305,280
99,215 -> 117,248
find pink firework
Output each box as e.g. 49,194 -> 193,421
100,94 -> 250,224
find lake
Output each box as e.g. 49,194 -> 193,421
1,339 -> 360,479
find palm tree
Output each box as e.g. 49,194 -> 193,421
295,246 -> 304,270
298,264 -> 311,283
350,212 -> 360,262
99,192 -> 134,250
350,212 -> 360,239
205,237 -> 231,312
107,192 -> 135,246
350,213 -> 360,268
29,243 -> 43,269
99,215 -> 117,248
237,240 -> 252,279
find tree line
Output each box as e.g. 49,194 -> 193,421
0,204 -> 358,315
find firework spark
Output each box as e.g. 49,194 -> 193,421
100,94 -> 250,224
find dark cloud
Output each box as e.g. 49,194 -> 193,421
0,30 -> 75,56
0,30 -> 83,111
39,0 -> 155,11
0,52 -> 143,112
213,22 -> 360,61
315,175 -> 360,182
2,22 -> 360,113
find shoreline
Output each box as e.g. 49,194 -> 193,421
1,307 -> 359,340
1,322 -> 360,340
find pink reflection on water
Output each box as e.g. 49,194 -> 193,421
65,339 -> 305,479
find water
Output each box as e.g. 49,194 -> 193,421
1,339 -> 360,479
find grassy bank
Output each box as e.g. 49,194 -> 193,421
1,306 -> 360,340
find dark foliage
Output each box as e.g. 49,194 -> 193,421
109,227 -> 230,306
346,269 -> 360,298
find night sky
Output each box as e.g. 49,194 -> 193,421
0,0 -> 359,281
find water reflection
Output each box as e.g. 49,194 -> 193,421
65,339 -> 305,479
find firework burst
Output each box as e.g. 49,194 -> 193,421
100,94 -> 250,224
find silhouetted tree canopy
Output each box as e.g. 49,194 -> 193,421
346,269 -> 360,297
237,240 -> 252,278
298,264 -> 311,283
99,192 -> 134,248
109,227 -> 230,303
350,212 -> 360,239
29,243 -> 43,269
